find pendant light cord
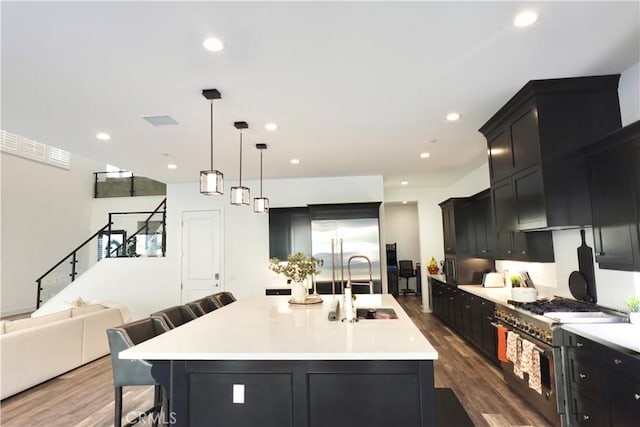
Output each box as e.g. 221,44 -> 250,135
260,150 -> 263,197
209,102 -> 214,170
239,130 -> 243,186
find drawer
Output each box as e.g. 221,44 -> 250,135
567,349 -> 601,394
567,332 -> 602,358
570,389 -> 606,427
608,371 -> 640,427
601,347 -> 640,382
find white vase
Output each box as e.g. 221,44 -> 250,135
630,312 -> 640,325
291,281 -> 307,303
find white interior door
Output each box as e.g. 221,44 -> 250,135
181,210 -> 222,302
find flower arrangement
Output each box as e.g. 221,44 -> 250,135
269,252 -> 320,283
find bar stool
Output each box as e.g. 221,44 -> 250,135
187,296 -> 220,317
106,317 -> 170,427
211,291 -> 236,307
150,305 -> 198,329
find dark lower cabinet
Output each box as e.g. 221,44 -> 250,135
154,359 -> 436,427
586,120 -> 640,272
562,330 -> 640,427
428,278 -> 497,364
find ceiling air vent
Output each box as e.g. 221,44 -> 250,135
142,115 -> 178,126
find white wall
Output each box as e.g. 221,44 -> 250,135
33,257 -> 178,320
0,152 -> 98,315
384,203 -> 420,264
167,175 -> 385,299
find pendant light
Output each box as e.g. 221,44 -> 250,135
253,143 -> 269,213
200,89 -> 224,195
230,121 -> 250,205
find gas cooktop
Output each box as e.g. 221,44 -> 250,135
507,297 -> 600,315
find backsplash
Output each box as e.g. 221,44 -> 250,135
497,228 -> 640,311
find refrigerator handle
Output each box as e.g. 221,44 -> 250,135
340,238 -> 344,292
331,238 -> 336,295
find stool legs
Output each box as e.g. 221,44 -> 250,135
114,386 -> 123,427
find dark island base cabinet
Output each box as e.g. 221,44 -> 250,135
153,359 -> 436,427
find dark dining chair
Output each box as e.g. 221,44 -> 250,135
398,260 -> 417,295
106,317 -> 170,427
150,304 -> 198,329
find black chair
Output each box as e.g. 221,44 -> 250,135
398,260 -> 417,295
106,317 -> 170,427
212,291 -> 236,307
150,304 -> 198,329
187,296 -> 220,317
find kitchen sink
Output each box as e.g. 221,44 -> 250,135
355,308 -> 398,319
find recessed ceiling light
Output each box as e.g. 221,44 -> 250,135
402,201 -> 408,205
203,37 -> 224,52
265,123 -> 278,131
420,152 -> 430,159
401,181 -> 408,186
167,164 -> 177,170
96,132 -> 111,141
290,159 -> 300,165
514,11 -> 538,28
446,112 -> 461,122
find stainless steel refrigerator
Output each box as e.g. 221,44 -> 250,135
311,218 -> 382,294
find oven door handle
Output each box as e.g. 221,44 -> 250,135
491,321 -> 553,354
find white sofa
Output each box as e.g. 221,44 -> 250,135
0,304 -> 128,400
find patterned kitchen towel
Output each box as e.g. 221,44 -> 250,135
513,337 -> 524,379
528,347 -> 543,394
506,330 -> 518,362
521,339 -> 534,374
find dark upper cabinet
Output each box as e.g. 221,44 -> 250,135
586,120 -> 640,271
268,207 -> 311,259
469,190 -> 496,258
491,177 -> 554,262
480,75 -> 622,231
439,198 -> 470,255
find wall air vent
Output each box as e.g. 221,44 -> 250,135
142,115 -> 179,126
0,129 -> 71,169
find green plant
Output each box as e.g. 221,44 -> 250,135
510,274 -> 522,287
627,295 -> 640,313
269,252 -> 320,283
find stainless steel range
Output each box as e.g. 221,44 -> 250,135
493,296 -> 625,426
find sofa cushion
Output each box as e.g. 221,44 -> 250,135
71,304 -> 105,317
3,309 -> 71,333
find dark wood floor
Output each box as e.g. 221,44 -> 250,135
1,296 -> 552,426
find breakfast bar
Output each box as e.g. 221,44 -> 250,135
120,294 -> 438,427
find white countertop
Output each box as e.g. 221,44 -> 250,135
120,294 -> 438,361
562,323 -> 640,353
457,285 -> 511,305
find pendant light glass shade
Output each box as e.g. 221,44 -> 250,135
230,122 -> 250,205
200,89 -> 224,195
253,143 -> 269,213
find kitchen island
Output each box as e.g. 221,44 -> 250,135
120,294 -> 438,427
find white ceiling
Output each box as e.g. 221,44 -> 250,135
2,1 -> 639,190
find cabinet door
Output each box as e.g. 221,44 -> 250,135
488,127 -> 513,182
480,300 -> 497,362
269,209 -> 292,260
442,204 -> 456,254
589,146 -> 637,269
510,107 -> 541,172
474,194 -> 496,257
513,166 -> 546,230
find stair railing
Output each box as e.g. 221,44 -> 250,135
34,198 -> 167,309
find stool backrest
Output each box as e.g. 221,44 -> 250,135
398,260 -> 415,277
150,305 -> 197,329
106,317 -> 170,387
212,291 -> 236,307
